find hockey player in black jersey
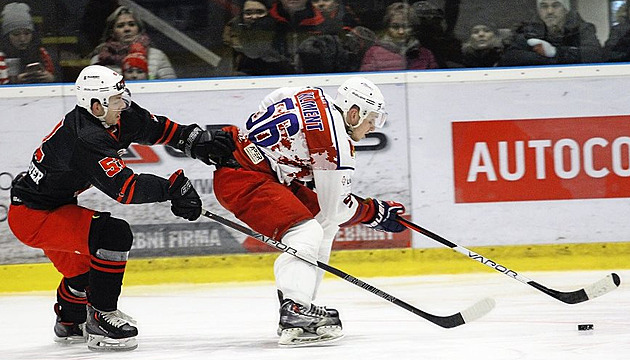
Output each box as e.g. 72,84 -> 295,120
7,65 -> 236,351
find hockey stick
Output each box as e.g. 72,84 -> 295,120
395,216 -> 621,304
201,209 -> 495,329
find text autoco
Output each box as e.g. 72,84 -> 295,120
467,137 -> 630,181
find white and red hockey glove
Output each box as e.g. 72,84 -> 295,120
362,198 -> 406,233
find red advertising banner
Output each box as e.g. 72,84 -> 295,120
452,116 -> 630,203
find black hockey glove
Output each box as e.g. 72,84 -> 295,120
181,125 -> 238,167
362,198 -> 406,233
167,169 -> 201,221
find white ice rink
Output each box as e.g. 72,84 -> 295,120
1,270 -> 628,360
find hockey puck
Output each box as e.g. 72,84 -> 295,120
578,324 -> 594,331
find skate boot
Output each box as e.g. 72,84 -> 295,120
311,303 -> 340,320
277,290 -> 340,320
85,305 -> 138,351
53,303 -> 86,344
277,299 -> 343,347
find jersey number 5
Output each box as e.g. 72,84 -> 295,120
99,157 -> 125,177
245,98 -> 300,147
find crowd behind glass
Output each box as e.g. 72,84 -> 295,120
1,0 -> 630,84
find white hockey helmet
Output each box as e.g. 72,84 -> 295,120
75,65 -> 130,122
334,76 -> 387,129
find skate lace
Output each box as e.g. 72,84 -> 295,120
305,304 -> 328,317
101,309 -> 136,328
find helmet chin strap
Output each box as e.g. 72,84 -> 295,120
92,91 -> 130,128
337,104 -> 365,135
344,114 -> 366,136
92,107 -> 113,128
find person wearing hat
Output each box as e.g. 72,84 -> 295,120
0,2 -> 55,83
121,52 -> 148,80
499,0 -> 602,66
121,43 -> 149,80
461,23 -> 504,68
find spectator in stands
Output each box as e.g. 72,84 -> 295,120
604,3 -> 630,62
360,2 -> 437,72
298,25 -> 377,73
311,0 -> 359,35
297,34 -> 350,73
342,25 -> 377,71
269,0 -> 325,72
0,2 -> 55,84
90,6 -> 176,79
223,0 -> 292,76
411,1 -> 462,68
121,43 -> 148,80
461,23 -> 504,68
499,0 -> 602,66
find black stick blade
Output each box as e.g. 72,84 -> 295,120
528,273 -> 621,304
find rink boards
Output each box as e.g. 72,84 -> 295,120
1,65 -> 629,290
2,241 -> 628,292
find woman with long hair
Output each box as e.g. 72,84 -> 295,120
90,6 -> 176,79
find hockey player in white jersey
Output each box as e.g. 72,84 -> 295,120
213,77 -> 406,346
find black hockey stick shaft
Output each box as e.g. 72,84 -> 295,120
201,209 -> 493,328
395,215 -> 621,304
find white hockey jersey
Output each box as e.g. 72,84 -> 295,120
240,86 -> 360,227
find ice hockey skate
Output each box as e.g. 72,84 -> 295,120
277,299 -> 343,347
277,290 -> 340,320
85,305 -> 138,351
54,317 -> 86,344
53,303 -> 86,344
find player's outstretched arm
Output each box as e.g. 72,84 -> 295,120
131,106 -> 237,167
178,125 -> 237,167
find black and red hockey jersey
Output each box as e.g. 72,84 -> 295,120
11,101 -> 194,210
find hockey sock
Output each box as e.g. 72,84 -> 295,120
88,255 -> 127,311
56,273 -> 89,323
87,214 -> 132,311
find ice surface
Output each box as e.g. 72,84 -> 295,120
1,270 -> 628,360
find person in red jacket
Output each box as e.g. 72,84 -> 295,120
8,65 -> 235,352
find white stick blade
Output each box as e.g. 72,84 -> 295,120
460,297 -> 496,323
584,273 -> 621,300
